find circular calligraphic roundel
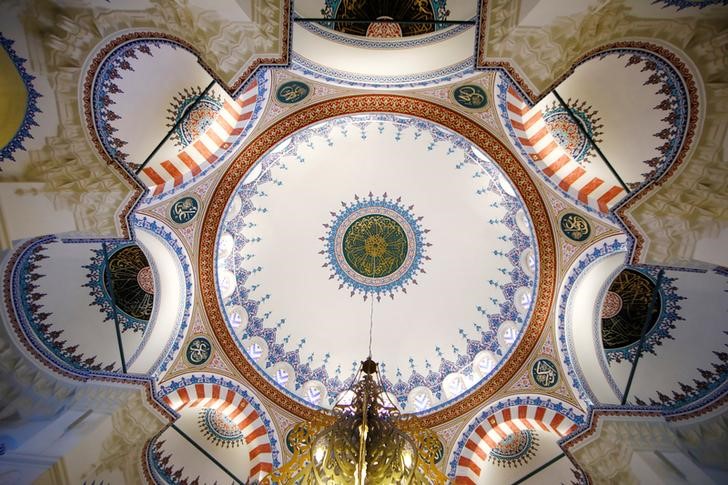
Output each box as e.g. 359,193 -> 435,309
106,245 -> 154,320
186,336 -> 212,366
276,80 -> 310,104
559,212 -> 591,242
170,196 -> 200,225
531,358 -> 559,388
201,96 -> 556,424
343,214 -> 408,278
452,84 -> 488,110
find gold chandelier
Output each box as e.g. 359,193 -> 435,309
261,357 -> 447,484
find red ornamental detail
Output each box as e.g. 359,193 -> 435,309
137,266 -> 155,294
601,291 -> 623,319
366,17 -> 403,38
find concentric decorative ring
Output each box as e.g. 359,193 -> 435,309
199,95 -> 556,426
199,408 -> 245,447
324,194 -> 428,299
136,266 -> 154,294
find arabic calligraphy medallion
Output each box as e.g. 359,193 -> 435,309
343,214 -> 408,278
452,84 -> 488,110
186,336 -> 212,365
170,196 -> 199,225
531,358 -> 559,388
560,212 -> 591,242
322,193 -> 429,300
276,80 -> 310,104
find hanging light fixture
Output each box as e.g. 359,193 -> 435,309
262,300 -> 447,484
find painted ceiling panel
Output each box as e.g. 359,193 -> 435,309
215,114 -> 539,411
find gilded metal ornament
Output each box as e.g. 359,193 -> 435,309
262,358 -> 448,484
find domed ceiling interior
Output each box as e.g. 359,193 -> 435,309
0,1 -> 727,484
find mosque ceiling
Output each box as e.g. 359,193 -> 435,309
0,1 -> 727,484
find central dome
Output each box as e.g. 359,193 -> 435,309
213,112 -> 540,414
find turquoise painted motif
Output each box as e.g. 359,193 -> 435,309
452,84 -> 487,110
276,81 -> 309,104
531,358 -> 558,388
542,100 -> 602,164
170,196 -> 199,225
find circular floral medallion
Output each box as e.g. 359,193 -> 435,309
276,80 -> 309,104
136,266 -> 154,294
542,101 -> 602,163
560,212 -> 591,242
531,358 -> 559,388
323,193 -> 428,299
170,196 -> 199,225
488,429 -> 539,467
366,17 -> 403,38
452,84 -> 488,110
199,408 -> 244,447
601,291 -> 623,319
186,336 -> 212,365
167,88 -> 223,147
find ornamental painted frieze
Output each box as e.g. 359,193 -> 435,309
321,193 -> 430,300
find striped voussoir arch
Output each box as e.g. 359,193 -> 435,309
505,86 -> 624,213
140,79 -> 259,196
162,381 -> 274,479
455,404 -> 579,484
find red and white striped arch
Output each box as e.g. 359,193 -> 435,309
455,403 -> 579,485
504,86 -> 625,213
162,380 -> 274,479
140,79 -> 260,196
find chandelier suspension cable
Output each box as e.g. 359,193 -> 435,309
368,297 -> 374,358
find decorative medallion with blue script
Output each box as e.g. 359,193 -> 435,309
276,80 -> 310,104
170,196 -> 199,225
186,336 -> 211,365
322,193 -> 429,300
559,212 -> 591,242
452,84 -> 488,110
531,358 -> 559,388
